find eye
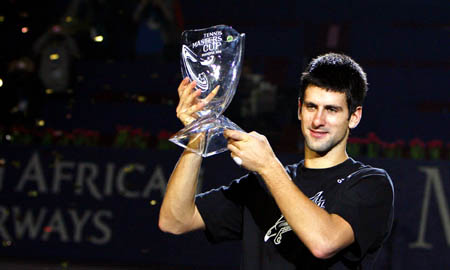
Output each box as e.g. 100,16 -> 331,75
326,106 -> 340,113
327,107 -> 337,112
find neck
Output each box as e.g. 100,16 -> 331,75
304,149 -> 349,169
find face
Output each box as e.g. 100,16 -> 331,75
298,85 -> 361,155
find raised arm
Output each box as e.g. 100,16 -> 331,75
158,78 -> 218,234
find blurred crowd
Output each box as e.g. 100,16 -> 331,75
0,0 -> 184,126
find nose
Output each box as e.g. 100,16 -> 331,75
312,109 -> 326,128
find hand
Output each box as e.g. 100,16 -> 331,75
224,130 -> 278,173
176,77 -> 219,126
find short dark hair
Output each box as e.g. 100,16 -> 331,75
299,53 -> 368,114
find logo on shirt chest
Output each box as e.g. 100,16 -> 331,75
264,191 -> 326,245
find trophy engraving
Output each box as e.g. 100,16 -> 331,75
169,25 -> 245,157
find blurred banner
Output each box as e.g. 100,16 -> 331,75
0,146 -> 449,269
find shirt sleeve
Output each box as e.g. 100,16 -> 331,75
330,169 -> 394,260
195,174 -> 251,243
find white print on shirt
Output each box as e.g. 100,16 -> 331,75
264,215 -> 293,245
310,191 -> 326,208
264,191 -> 326,245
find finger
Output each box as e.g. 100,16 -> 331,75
185,85 -> 214,114
224,129 -> 248,141
232,156 -> 242,166
229,151 -> 242,166
227,143 -> 241,156
179,84 -> 200,111
184,101 -> 205,116
179,115 -> 196,126
201,85 -> 220,105
179,80 -> 197,100
177,77 -> 190,96
184,88 -> 202,108
226,137 -> 237,144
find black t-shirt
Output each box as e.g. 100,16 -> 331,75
196,158 -> 394,269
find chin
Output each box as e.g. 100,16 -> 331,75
306,141 -> 333,155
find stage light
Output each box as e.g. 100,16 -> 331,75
2,240 -> 12,247
27,190 -> 38,197
37,120 -> 45,127
49,53 -> 60,60
0,16 -> 5,23
150,200 -> 157,205
124,164 -> 135,172
21,27 -> 29,33
0,78 -> 3,87
46,89 -> 54,94
94,35 -> 104,42
65,16 -> 72,23
138,96 -> 146,103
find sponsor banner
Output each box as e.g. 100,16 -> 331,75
0,146 -> 449,269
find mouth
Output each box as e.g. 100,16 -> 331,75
309,129 -> 328,139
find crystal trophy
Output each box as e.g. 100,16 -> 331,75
169,25 -> 245,157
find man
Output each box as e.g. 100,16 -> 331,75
159,53 -> 394,269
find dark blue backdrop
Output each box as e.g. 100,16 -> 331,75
0,146 -> 449,269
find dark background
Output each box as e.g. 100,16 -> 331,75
1,0 -> 448,147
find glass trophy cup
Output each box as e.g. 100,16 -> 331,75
169,25 -> 245,157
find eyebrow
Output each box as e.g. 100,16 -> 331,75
325,105 -> 343,111
304,101 -> 343,111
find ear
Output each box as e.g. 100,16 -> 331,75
297,98 -> 302,121
349,106 -> 362,129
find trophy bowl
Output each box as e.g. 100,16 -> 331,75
169,25 -> 245,157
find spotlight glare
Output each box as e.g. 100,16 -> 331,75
65,16 -> 72,23
0,78 -> 3,87
37,120 -> 45,127
21,27 -> 29,33
49,53 -> 60,60
94,35 -> 104,42
137,96 -> 146,103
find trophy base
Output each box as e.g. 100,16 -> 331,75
169,115 -> 244,157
